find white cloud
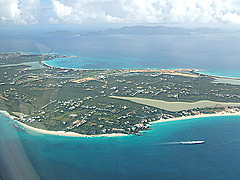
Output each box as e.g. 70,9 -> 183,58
1,0 -> 240,25
48,0 -> 240,24
0,0 -> 24,24
52,0 -> 73,19
50,0 -> 124,24
0,0 -> 40,25
20,0 -> 40,24
223,13 -> 240,23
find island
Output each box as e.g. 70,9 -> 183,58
43,26 -> 224,37
0,52 -> 240,137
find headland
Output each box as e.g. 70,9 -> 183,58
1,52 -> 240,137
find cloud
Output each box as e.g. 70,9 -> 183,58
49,0 -> 240,24
0,0 -> 40,25
50,0 -> 124,24
0,0 -> 24,24
1,0 -> 240,25
52,0 -> 72,19
222,13 -> 240,24
20,0 -> 41,24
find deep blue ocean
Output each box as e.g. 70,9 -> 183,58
1,33 -> 240,179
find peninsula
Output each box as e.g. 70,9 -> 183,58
0,52 -> 240,136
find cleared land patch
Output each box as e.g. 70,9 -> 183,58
165,72 -> 198,77
110,96 -> 240,111
72,77 -> 96,83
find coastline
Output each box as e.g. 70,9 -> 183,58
40,61 -> 78,71
0,110 -> 127,137
196,70 -> 240,80
150,111 -> 240,124
16,121 -> 128,137
0,110 -> 18,120
1,109 -> 240,137
208,74 -> 240,80
41,60 -> 240,81
42,61 -> 196,73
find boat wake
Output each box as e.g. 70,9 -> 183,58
161,141 -> 205,145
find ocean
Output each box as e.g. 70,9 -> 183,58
1,113 -> 240,179
1,33 -> 240,179
1,33 -> 240,77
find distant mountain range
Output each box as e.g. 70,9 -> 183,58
43,26 -> 224,37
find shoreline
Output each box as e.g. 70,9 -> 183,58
16,121 -> 128,137
0,110 -> 18,120
0,110 -> 128,137
207,74 -> 240,80
42,60 -> 240,80
196,70 -> 240,80
40,61 -> 80,71
150,111 -> 240,124
2,52 -> 240,79
1,110 -> 240,137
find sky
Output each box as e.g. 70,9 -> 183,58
0,0 -> 240,26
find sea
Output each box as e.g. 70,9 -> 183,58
1,32 -> 240,179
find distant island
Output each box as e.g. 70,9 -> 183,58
43,30 -> 78,37
0,52 -> 240,137
43,25 -> 224,37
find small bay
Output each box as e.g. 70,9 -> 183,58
1,34 -> 240,77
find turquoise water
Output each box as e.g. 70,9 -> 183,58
1,34 -> 240,77
45,57 -> 240,78
196,69 -> 240,79
44,56 -> 145,70
1,113 -> 240,179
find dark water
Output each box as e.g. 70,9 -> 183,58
1,114 -> 240,179
1,33 -> 240,77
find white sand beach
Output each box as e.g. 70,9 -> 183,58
16,121 -> 128,137
1,109 -> 240,137
150,110 -> 240,124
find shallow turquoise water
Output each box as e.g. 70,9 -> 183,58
1,34 -> 240,77
1,114 -> 240,179
44,56 -> 144,70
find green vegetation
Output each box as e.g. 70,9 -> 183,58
0,52 -> 240,135
0,52 -> 69,65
